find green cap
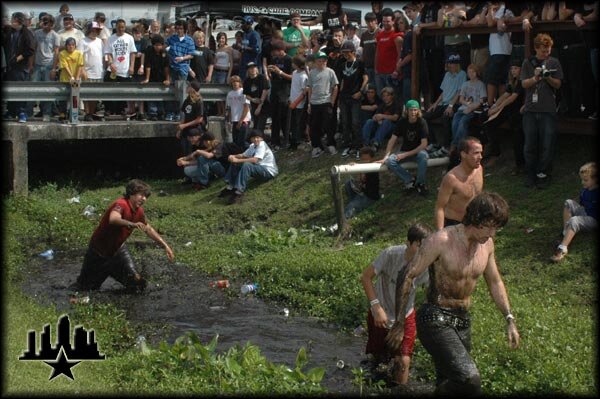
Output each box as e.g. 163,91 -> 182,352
405,99 -> 420,109
315,51 -> 328,59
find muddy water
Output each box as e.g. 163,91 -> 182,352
21,247 -> 376,394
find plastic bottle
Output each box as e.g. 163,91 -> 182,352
209,279 -> 230,288
240,283 -> 259,294
110,70 -> 117,80
39,249 -> 54,260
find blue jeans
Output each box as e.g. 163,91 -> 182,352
212,70 -> 228,84
344,180 -> 376,219
451,110 -> 476,147
385,150 -> 429,185
29,65 -> 54,116
224,162 -> 274,193
146,100 -> 165,117
365,68 -> 376,89
5,68 -> 29,116
375,73 -> 393,97
522,112 -> 558,179
402,77 -> 412,104
339,97 -> 362,148
195,157 -> 226,185
362,119 -> 396,147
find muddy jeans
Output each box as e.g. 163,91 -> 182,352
416,303 -> 481,396
69,244 -> 144,292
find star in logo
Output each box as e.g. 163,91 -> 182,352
44,347 -> 80,380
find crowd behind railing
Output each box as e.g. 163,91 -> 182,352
2,1 -> 598,197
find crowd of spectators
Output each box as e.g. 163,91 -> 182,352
2,1 -> 598,192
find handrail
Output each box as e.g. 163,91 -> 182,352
411,20 -> 597,100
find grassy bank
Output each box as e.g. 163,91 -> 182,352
3,133 -> 597,395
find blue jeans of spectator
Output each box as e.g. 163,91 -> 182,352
362,118 -> 395,147
375,73 -> 393,97
344,180 -> 375,219
385,150 -> 428,185
224,162 -> 273,193
212,70 -> 228,84
451,110 -> 476,148
5,68 -> 28,116
147,100 -> 165,117
402,77 -> 412,104
194,157 -> 226,185
168,69 -> 189,116
339,97 -> 362,149
522,112 -> 558,180
29,65 -> 53,117
232,121 -> 248,149
365,68 -> 376,90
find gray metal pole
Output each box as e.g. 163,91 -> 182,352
330,169 -> 347,235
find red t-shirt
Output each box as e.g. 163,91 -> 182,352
89,198 -> 146,257
375,29 -> 404,74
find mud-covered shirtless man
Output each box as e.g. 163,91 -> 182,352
386,192 -> 520,395
434,137 -> 484,230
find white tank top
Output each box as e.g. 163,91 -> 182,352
215,50 -> 230,69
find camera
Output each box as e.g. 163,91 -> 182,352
541,65 -> 556,78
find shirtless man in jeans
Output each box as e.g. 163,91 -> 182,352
434,136 -> 484,230
386,192 -> 520,395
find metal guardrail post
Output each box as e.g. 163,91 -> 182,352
330,169 -> 347,236
69,81 -> 81,125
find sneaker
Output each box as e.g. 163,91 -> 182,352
372,142 -> 380,152
404,180 -> 416,192
18,112 -> 27,123
415,183 -> 429,196
311,147 -> 324,158
165,113 -> 174,122
588,111 -> 597,120
218,187 -> 235,198
228,191 -> 243,205
341,147 -> 351,157
42,115 -> 51,122
172,114 -> 181,122
536,174 -> 551,189
431,147 -> 449,158
192,183 -> 208,191
426,143 -> 440,153
327,145 -> 337,155
550,247 -> 567,263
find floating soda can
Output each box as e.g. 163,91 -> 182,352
241,283 -> 259,294
39,249 -> 54,260
209,280 -> 230,288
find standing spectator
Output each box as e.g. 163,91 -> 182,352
338,40 -> 368,158
141,34 -> 171,121
32,14 -> 59,122
302,0 -> 348,32
165,19 -> 195,121
520,33 -> 563,189
360,12 -> 379,85
324,27 -> 346,142
371,1 -> 384,25
374,8 -> 403,96
243,61 -> 270,134
283,12 -> 310,57
80,21 -> 104,121
214,32 -> 234,116
288,55 -> 308,150
306,51 -> 339,158
344,22 -> 361,55
464,2 -> 490,76
163,23 -> 174,38
3,12 -> 35,123
176,80 -> 206,157
94,12 -> 112,48
186,18 -> 199,37
189,30 -> 214,83
307,29 -> 326,56
57,37 -> 83,121
132,27 -> 150,120
574,2 -> 599,120
231,31 -> 243,77
236,16 -> 262,80
266,40 -> 293,149
226,75 -> 252,149
395,13 -> 413,105
56,13 -> 84,50
422,53 -> 467,157
149,19 -> 161,37
104,19 -> 137,119
415,2 -> 444,108
361,86 -> 400,151
438,4 -> 471,72
344,146 -> 380,219
54,3 -> 70,32
485,2 -> 514,105
379,99 -> 430,195
450,64 -> 486,158
403,2 -> 421,26
221,130 -> 278,205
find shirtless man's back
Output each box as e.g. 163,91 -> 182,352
435,137 -> 484,230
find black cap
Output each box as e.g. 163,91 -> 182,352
11,12 -> 26,25
247,129 -> 264,139
189,80 -> 201,92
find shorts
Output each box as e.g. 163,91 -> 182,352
485,54 -> 510,86
564,199 -> 598,234
366,308 -> 417,359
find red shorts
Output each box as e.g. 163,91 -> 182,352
365,308 -> 417,358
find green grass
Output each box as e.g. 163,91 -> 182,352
3,134 -> 597,395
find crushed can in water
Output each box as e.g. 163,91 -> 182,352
241,283 -> 259,294
39,249 -> 54,260
209,279 -> 230,288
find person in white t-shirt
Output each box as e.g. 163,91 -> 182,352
220,129 -> 278,205
104,18 -> 137,118
81,21 -> 105,121
56,13 -> 84,50
225,75 -> 252,149
288,55 -> 309,150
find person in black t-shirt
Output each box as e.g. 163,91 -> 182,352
177,80 -> 206,157
379,99 -> 430,196
344,146 -> 380,219
142,34 -> 171,120
189,30 -> 215,84
243,62 -> 270,134
361,86 -> 400,151
266,41 -> 292,149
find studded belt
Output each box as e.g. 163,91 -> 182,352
418,307 -> 471,329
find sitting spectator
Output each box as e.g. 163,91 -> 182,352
449,63 -> 486,165
360,84 -> 381,136
220,130 -> 278,205
56,13 -> 84,49
176,128 -> 206,187
422,53 -> 466,158
379,99 -> 429,196
482,58 -> 525,172
132,27 -> 150,120
344,146 -> 380,219
58,37 -> 83,121
243,61 -> 270,135
551,162 -> 598,262
80,21 -> 104,121
226,75 -> 251,149
176,80 -> 206,157
361,86 -> 400,152
176,131 -> 229,191
141,34 -> 171,121
189,30 -> 214,83
288,55 -> 308,151
32,14 -> 59,122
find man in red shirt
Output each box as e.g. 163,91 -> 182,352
374,8 -> 404,96
69,179 -> 174,294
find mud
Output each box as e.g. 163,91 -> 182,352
20,246 -> 434,395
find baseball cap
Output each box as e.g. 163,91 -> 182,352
446,53 -> 461,64
344,23 -> 357,30
247,61 -> 258,68
247,129 -> 264,139
87,21 -> 102,31
189,80 -> 201,92
242,16 -> 254,24
405,99 -> 420,109
63,13 -> 74,20
315,51 -> 328,59
341,40 -> 356,52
